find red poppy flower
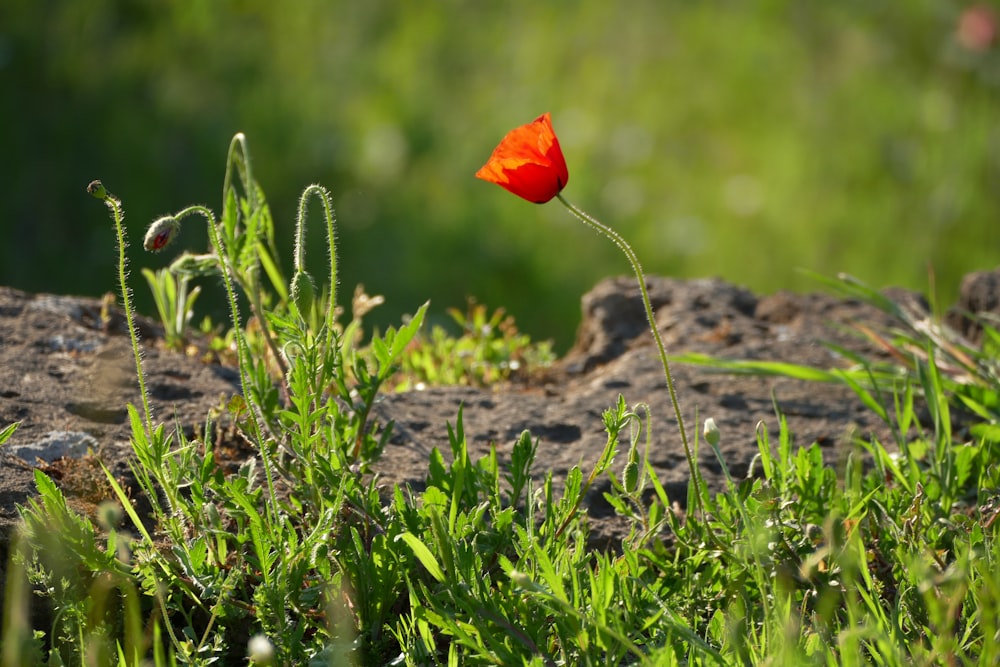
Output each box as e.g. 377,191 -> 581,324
475,112 -> 569,204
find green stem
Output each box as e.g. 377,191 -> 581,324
294,184 -> 339,334
222,133 -> 257,213
97,185 -> 154,436
555,193 -> 701,513
221,132 -> 288,380
171,205 -> 280,526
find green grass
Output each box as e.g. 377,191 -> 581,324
2,135 -> 999,665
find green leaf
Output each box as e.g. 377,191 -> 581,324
531,547 -> 568,603
505,430 -> 537,506
832,369 -> 888,423
392,301 -> 429,359
0,421 -> 19,446
970,423 -> 1000,443
397,532 -> 445,583
101,461 -> 155,547
675,352 -> 844,382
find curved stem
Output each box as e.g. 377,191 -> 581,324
294,184 -> 339,335
293,190 -> 309,274
221,133 -> 287,380
556,193 -> 701,513
172,205 -> 280,526
222,133 -> 257,213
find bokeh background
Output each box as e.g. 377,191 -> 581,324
3,1 -> 999,352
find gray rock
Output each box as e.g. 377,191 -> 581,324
5,430 -> 98,463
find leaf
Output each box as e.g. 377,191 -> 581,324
970,423 -> 1000,443
505,430 -> 537,506
832,369 -> 889,423
0,421 -> 19,446
397,532 -> 445,583
531,547 -> 568,603
391,301 -> 429,361
101,461 -> 155,547
676,352 -> 844,382
256,242 -> 288,302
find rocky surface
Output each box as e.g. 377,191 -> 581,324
0,270 -> 995,552
0,288 -> 240,545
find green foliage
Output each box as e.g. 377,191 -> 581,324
141,267 -> 202,350
6,136 -> 1000,666
396,300 -> 554,389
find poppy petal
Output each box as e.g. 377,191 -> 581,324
476,113 -> 569,204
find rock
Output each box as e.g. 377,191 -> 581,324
946,267 -> 1000,343
564,276 -> 758,372
5,431 -> 98,463
0,286 -> 241,534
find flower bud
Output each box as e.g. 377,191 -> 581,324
509,570 -> 532,588
144,216 -> 180,253
623,459 -> 641,494
95,500 -> 123,530
703,418 -> 720,447
86,180 -> 108,200
290,269 -> 317,320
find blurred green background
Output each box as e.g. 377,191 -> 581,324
3,1 -> 999,352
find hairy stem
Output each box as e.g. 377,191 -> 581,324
556,193 -> 702,514
295,184 -> 340,334
171,205 -> 280,526
91,182 -> 154,435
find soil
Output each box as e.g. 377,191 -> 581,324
0,270 -> 995,557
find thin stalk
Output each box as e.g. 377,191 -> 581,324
222,132 -> 288,380
294,184 -> 339,335
170,205 -> 280,527
556,193 -> 702,514
89,181 -> 154,435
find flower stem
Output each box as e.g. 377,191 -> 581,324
556,193 -> 700,511
170,205 -> 281,526
95,185 -> 154,436
294,184 -> 339,334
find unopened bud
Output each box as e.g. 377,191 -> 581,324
87,181 -> 108,199
95,501 -> 123,531
509,570 -> 532,588
144,216 -> 180,253
290,269 -> 317,320
169,252 -> 219,277
623,459 -> 641,494
703,418 -> 720,447
86,180 -> 108,200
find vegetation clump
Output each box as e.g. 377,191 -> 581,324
1,132 -> 997,666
